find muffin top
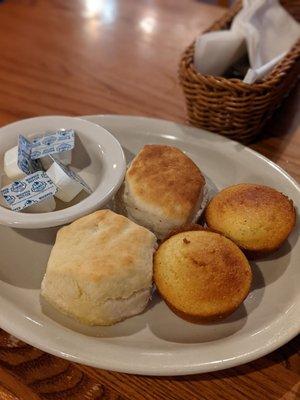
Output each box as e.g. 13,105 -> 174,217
154,230 -> 252,322
205,183 -> 296,254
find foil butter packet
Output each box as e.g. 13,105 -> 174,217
30,129 -> 75,160
18,135 -> 43,175
1,130 -> 92,212
0,171 -> 57,212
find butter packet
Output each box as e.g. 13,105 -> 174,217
18,135 -> 42,175
0,171 -> 57,212
30,129 -> 75,160
49,155 -> 92,194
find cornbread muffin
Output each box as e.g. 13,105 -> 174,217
205,184 -> 296,257
115,145 -> 206,239
154,230 -> 252,323
41,210 -> 157,326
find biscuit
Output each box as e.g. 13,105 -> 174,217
116,145 -> 206,239
41,210 -> 157,325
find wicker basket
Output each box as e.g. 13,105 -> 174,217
179,0 -> 300,143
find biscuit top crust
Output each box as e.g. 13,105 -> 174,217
127,145 -> 205,222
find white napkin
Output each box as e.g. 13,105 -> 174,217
194,0 -> 300,83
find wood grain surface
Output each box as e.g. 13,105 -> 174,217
0,0 -> 299,399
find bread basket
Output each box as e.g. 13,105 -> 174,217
179,0 -> 300,143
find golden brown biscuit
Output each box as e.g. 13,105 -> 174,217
205,183 -> 296,257
154,230 -> 252,323
115,145 -> 206,239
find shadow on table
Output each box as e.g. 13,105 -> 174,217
250,83 -> 299,163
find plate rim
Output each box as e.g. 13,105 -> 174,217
0,114 -> 299,376
87,114 -> 300,191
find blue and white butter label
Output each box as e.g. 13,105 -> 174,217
50,155 -> 92,194
18,135 -> 42,174
30,129 -> 75,159
1,171 -> 57,212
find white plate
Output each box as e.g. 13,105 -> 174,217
0,115 -> 299,376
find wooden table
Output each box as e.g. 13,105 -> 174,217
0,1 -> 299,399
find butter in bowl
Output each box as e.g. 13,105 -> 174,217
0,116 -> 126,228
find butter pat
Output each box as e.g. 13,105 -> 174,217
24,196 -> 56,213
46,162 -> 82,202
4,146 -> 26,180
0,171 -> 57,212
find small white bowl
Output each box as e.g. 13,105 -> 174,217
0,116 -> 126,228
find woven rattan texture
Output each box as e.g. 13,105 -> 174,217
179,0 -> 300,143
